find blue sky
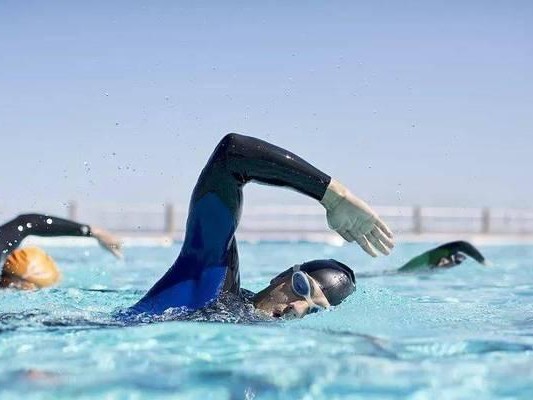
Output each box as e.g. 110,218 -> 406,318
0,1 -> 531,216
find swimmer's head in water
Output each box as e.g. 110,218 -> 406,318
253,259 -> 356,319
0,247 -> 61,290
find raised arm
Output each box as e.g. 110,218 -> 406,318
0,214 -> 122,259
192,133 -> 330,211
194,133 -> 392,254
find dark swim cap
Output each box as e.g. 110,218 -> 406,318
271,259 -> 356,306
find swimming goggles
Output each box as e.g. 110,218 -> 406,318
291,265 -> 326,314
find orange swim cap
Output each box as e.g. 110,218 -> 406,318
1,247 -> 61,288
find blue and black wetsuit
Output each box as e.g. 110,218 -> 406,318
131,133 -> 331,315
0,214 -> 92,265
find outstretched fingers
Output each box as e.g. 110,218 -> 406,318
352,234 -> 378,257
371,227 -> 394,250
334,216 -> 394,257
375,217 -> 393,239
367,232 -> 390,255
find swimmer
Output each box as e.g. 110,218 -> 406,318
0,214 -> 122,290
130,133 -> 394,319
397,241 -> 487,272
357,241 -> 488,278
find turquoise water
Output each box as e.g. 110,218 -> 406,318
1,241 -> 533,399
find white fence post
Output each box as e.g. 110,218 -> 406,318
413,206 -> 422,234
164,203 -> 175,235
481,208 -> 491,234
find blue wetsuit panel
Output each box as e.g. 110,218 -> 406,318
130,193 -> 235,314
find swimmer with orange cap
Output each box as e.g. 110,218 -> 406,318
0,214 -> 122,290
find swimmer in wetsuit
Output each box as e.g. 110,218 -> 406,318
130,133 -> 394,319
357,241 -> 488,279
0,214 -> 122,290
397,241 -> 487,272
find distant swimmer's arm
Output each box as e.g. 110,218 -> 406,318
88,227 -> 123,259
397,241 -> 487,272
0,214 -> 122,258
0,213 -> 91,256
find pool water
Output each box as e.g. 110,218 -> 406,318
1,241 -> 533,399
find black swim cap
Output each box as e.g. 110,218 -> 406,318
271,259 -> 356,306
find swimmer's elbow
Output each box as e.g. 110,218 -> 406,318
219,133 -> 245,153
220,132 -> 242,145
212,133 -> 247,162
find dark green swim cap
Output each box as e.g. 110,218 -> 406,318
272,259 -> 356,306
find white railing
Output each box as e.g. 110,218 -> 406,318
58,202 -> 533,237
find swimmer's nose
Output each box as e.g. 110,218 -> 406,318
285,301 -> 309,318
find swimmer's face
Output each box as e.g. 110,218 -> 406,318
253,274 -> 330,319
436,253 -> 466,268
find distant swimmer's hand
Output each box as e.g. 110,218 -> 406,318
90,227 -> 123,259
320,179 -> 394,257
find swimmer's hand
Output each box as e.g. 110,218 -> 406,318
320,179 -> 394,257
90,227 -> 123,259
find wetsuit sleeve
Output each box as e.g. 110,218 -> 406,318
131,133 -> 332,315
192,133 -> 331,212
0,214 -> 91,260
